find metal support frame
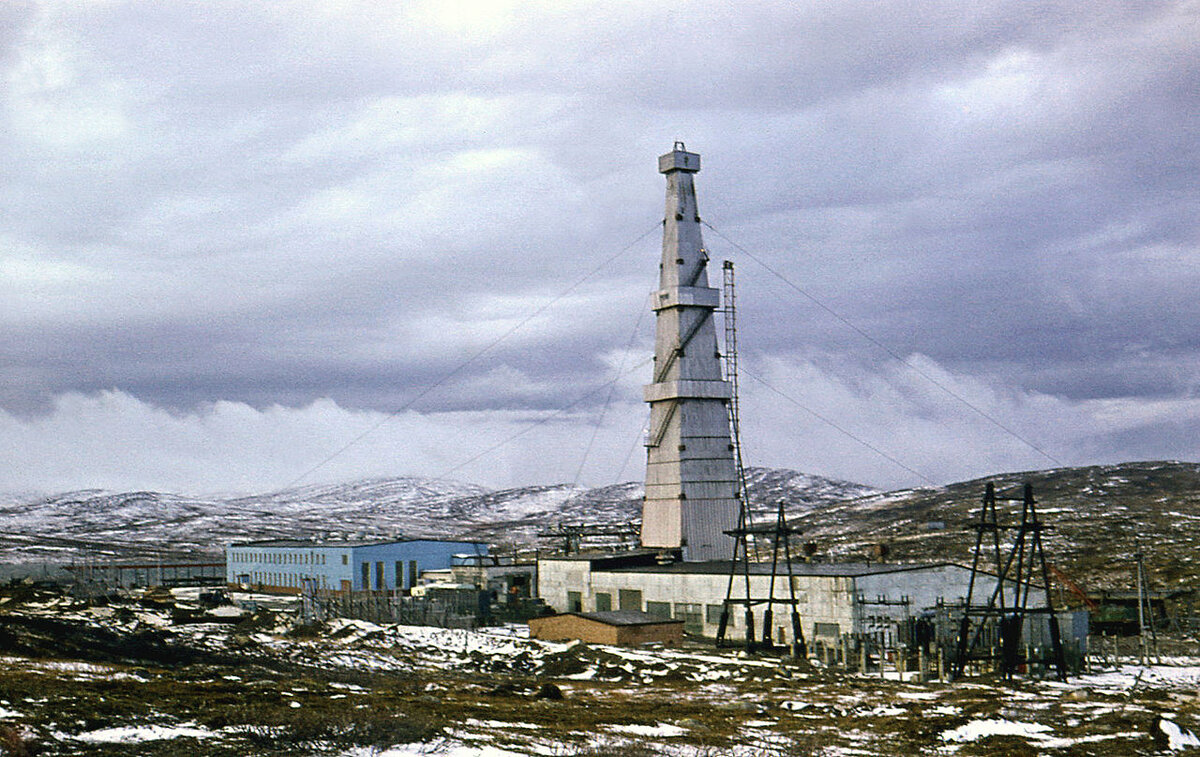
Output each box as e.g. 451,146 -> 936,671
953,482 -> 1068,682
536,522 -> 641,555
716,501 -> 807,658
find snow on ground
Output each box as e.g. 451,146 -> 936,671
345,742 -> 530,757
603,723 -> 688,737
66,724 -> 217,743
1159,719 -> 1200,750
940,718 -> 1051,743
8,593 -> 1200,757
1070,662 -> 1200,694
937,718 -> 1155,753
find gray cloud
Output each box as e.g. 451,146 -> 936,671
1,1 -> 1197,492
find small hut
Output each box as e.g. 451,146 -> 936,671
528,610 -> 683,646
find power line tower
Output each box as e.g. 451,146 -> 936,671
953,482 -> 1068,682
716,501 -> 807,658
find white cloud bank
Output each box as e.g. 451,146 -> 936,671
4,354 -> 1197,496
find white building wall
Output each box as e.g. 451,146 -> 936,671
539,560 -> 867,645
538,559 -> 593,612
537,559 -> 1013,648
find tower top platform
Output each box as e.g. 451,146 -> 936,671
659,141 -> 700,174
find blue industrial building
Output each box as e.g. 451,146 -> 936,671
225,538 -> 487,594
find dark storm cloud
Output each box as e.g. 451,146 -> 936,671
2,1 -> 1197,492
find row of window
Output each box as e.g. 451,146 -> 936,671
599,593 -> 833,641
581,590 -> 820,634
244,572 -> 329,589
229,551 -> 348,566
585,590 -> 811,618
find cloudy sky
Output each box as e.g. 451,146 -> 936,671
2,1 -> 1197,495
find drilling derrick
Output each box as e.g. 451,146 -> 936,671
640,143 -> 740,562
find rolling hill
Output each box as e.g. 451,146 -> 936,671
1,461 -> 1196,593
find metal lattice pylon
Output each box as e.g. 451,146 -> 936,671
953,482 -> 1068,682
716,501 -> 807,658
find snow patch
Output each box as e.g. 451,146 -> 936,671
604,723 -> 687,737
1159,719 -> 1200,751
941,718 -> 1051,743
70,724 -> 216,743
351,743 -> 530,757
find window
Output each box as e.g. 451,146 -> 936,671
361,563 -> 370,590
645,601 -> 671,619
567,591 -> 583,612
674,603 -> 703,634
595,593 -> 612,612
814,622 -> 840,638
618,589 -> 642,612
706,604 -> 726,624
374,561 -> 384,590
408,560 -> 418,588
342,554 -> 348,565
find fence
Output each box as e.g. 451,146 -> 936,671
300,587 -> 489,629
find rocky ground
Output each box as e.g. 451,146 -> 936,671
1,585 -> 1199,756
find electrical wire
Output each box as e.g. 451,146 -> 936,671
702,220 -> 1065,469
740,365 -> 938,486
570,293 -> 651,487
281,222 -> 663,490
614,424 -> 647,483
436,357 -> 652,481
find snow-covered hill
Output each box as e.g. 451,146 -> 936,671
0,467 -> 874,564
8,461 -> 1192,592
789,461 -> 1200,590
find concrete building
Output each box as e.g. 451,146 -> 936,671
537,553 -> 1026,646
641,143 -> 740,562
529,610 -> 684,646
226,538 -> 487,594
449,553 -> 537,601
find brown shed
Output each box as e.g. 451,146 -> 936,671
528,610 -> 684,647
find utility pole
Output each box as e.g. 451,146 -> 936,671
1134,542 -> 1159,664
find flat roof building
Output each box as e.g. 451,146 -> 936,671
226,538 -> 487,594
537,553 -> 1030,647
529,609 -> 684,646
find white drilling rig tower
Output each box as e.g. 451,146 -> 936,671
640,143 -> 740,562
